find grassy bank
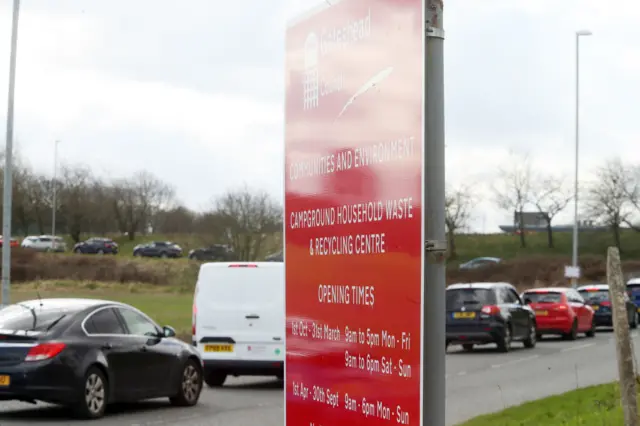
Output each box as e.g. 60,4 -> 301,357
458,382 -> 630,425
13,281 -> 193,338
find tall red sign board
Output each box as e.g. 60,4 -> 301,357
285,0 -> 424,424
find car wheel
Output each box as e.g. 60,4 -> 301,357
204,371 -> 227,388
73,366 -> 108,419
631,312 -> 639,330
161,253 -> 168,259
563,320 -> 578,340
133,251 -> 140,257
462,343 -> 474,352
496,324 -> 511,353
523,321 -> 537,348
97,249 -> 104,255
74,248 -> 82,254
170,359 -> 203,407
586,318 -> 596,337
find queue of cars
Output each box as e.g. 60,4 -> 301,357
446,280 -> 640,352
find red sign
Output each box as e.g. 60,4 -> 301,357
285,0 -> 424,425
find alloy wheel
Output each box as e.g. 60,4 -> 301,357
85,373 -> 105,415
181,364 -> 200,403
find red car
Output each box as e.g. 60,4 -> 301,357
522,287 -> 595,340
0,237 -> 19,248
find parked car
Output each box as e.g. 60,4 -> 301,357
0,236 -> 19,248
577,284 -> 638,329
73,238 -> 119,255
459,257 -> 501,270
20,235 -> 66,252
521,287 -> 595,340
188,244 -> 235,261
0,297 -> 203,419
626,278 -> 640,312
446,282 -> 537,352
133,241 -> 183,258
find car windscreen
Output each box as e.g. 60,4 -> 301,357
628,284 -> 640,293
579,289 -> 609,303
522,292 -> 563,304
0,304 -> 82,332
446,288 -> 496,310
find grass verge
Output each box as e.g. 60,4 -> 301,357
12,281 -> 193,340
457,382 -> 629,425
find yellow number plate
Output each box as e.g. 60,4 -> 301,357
535,310 -> 548,316
0,375 -> 10,386
592,305 -> 599,310
453,312 -> 476,319
204,344 -> 234,353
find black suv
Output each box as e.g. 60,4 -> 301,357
187,244 -> 235,261
133,241 -> 183,258
73,238 -> 119,255
446,282 -> 537,353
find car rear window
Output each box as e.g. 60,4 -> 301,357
0,304 -> 83,332
446,288 -> 496,310
522,292 -> 563,304
579,289 -> 609,303
628,284 -> 640,293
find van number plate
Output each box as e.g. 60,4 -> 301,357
204,344 -> 234,353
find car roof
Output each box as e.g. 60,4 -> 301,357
15,298 -> 126,310
447,282 -> 514,290
523,287 -> 572,293
577,284 -> 609,291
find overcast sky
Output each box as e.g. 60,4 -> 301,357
0,0 -> 638,232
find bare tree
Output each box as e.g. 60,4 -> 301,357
445,184 -> 474,259
111,171 -> 175,240
530,173 -> 572,248
584,158 -> 635,250
211,186 -> 282,261
58,165 -> 97,242
492,152 -> 532,248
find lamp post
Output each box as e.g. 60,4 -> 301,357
51,140 -> 60,249
571,29 -> 592,288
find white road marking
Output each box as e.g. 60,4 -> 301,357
561,343 -> 595,352
491,354 -> 539,369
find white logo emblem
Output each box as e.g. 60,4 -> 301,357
303,32 -> 319,110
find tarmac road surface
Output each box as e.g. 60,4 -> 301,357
446,328 -> 635,425
0,330 -> 633,426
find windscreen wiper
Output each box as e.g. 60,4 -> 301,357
45,314 -> 66,332
16,303 -> 37,330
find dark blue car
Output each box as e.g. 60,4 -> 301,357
627,278 -> 640,312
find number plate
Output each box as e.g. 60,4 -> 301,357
453,312 -> 476,319
0,375 -> 10,386
535,310 -> 548,316
204,344 -> 234,353
592,305 -> 599,311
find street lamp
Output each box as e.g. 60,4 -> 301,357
571,29 -> 592,288
2,0 -> 21,307
52,140 -> 60,249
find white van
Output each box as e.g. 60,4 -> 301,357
192,261 -> 284,387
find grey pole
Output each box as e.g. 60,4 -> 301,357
2,0 -> 21,307
51,140 -> 59,248
423,1 -> 446,425
571,30 -> 591,288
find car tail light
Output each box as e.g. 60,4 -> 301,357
192,303 -> 197,335
481,305 -> 500,315
229,264 -> 257,268
25,342 -> 66,362
601,301 -> 611,306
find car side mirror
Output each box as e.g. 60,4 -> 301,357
162,326 -> 176,338
523,299 -> 531,305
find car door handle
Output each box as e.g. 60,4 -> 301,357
246,314 -> 260,319
140,346 -> 148,352
101,343 -> 112,350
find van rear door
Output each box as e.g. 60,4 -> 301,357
195,262 -> 284,361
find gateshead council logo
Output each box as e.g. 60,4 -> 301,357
303,32 -> 320,110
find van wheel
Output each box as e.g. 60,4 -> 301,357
204,372 -> 227,388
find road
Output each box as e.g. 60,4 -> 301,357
0,330 -> 633,425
